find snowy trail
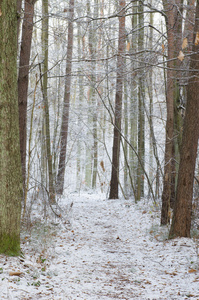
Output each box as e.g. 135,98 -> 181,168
0,194 -> 199,299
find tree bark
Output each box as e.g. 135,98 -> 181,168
109,0 -> 126,199
148,1 -> 154,193
17,0 -> 22,40
41,0 -> 56,203
76,21 -> 84,191
136,2 -> 145,201
169,0 -> 199,238
91,0 -> 98,190
184,0 -> 196,45
161,1 -> 180,224
123,73 -> 128,196
0,0 -> 23,256
56,0 -> 74,195
18,0 -> 36,188
129,1 -> 138,197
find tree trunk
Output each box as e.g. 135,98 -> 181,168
18,0 -> 36,188
148,1 -> 154,193
136,2 -> 145,202
17,0 -> 22,39
169,0 -> 199,238
172,0 -> 185,210
76,22 -> 84,191
184,0 -> 196,45
181,0 -> 196,100
0,0 -> 23,256
86,0 -> 98,190
161,1 -> 179,224
123,74 -> 128,196
56,0 -> 74,194
92,109 -> 98,189
41,0 -> 56,204
109,0 -> 126,199
129,1 -> 138,196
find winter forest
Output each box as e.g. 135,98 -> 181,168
0,0 -> 199,299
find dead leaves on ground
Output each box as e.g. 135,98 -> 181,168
9,271 -> 23,276
188,268 -> 197,273
165,270 -> 178,276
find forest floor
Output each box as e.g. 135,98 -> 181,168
0,193 -> 199,299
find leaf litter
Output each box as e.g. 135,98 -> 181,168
0,193 -> 199,299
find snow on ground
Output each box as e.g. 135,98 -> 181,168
0,193 -> 199,299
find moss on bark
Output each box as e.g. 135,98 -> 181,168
0,0 -> 23,256
0,234 -> 21,256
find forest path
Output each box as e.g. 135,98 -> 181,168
50,194 -> 198,299
0,193 -> 198,299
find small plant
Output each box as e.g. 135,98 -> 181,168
32,280 -> 41,287
39,255 -> 46,264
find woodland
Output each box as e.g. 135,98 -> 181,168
0,0 -> 199,259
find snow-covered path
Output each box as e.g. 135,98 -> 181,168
0,194 -> 199,299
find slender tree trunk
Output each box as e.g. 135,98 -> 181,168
136,2 -> 145,202
41,0 -> 55,203
76,23 -> 84,191
17,0 -> 22,39
148,1 -> 154,191
86,0 -> 98,190
92,109 -> 98,189
92,1 -> 98,190
169,0 -> 199,238
129,1 -> 138,196
18,0 -> 36,188
109,0 -> 126,199
56,0 -> 74,194
0,0 -> 23,256
123,74 -> 128,196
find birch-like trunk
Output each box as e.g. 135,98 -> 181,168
56,0 -> 74,194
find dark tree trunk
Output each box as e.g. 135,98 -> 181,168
0,0 -> 23,256
109,0 -> 126,199
56,0 -> 74,195
161,0 -> 182,224
18,0 -> 36,187
169,0 -> 199,238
